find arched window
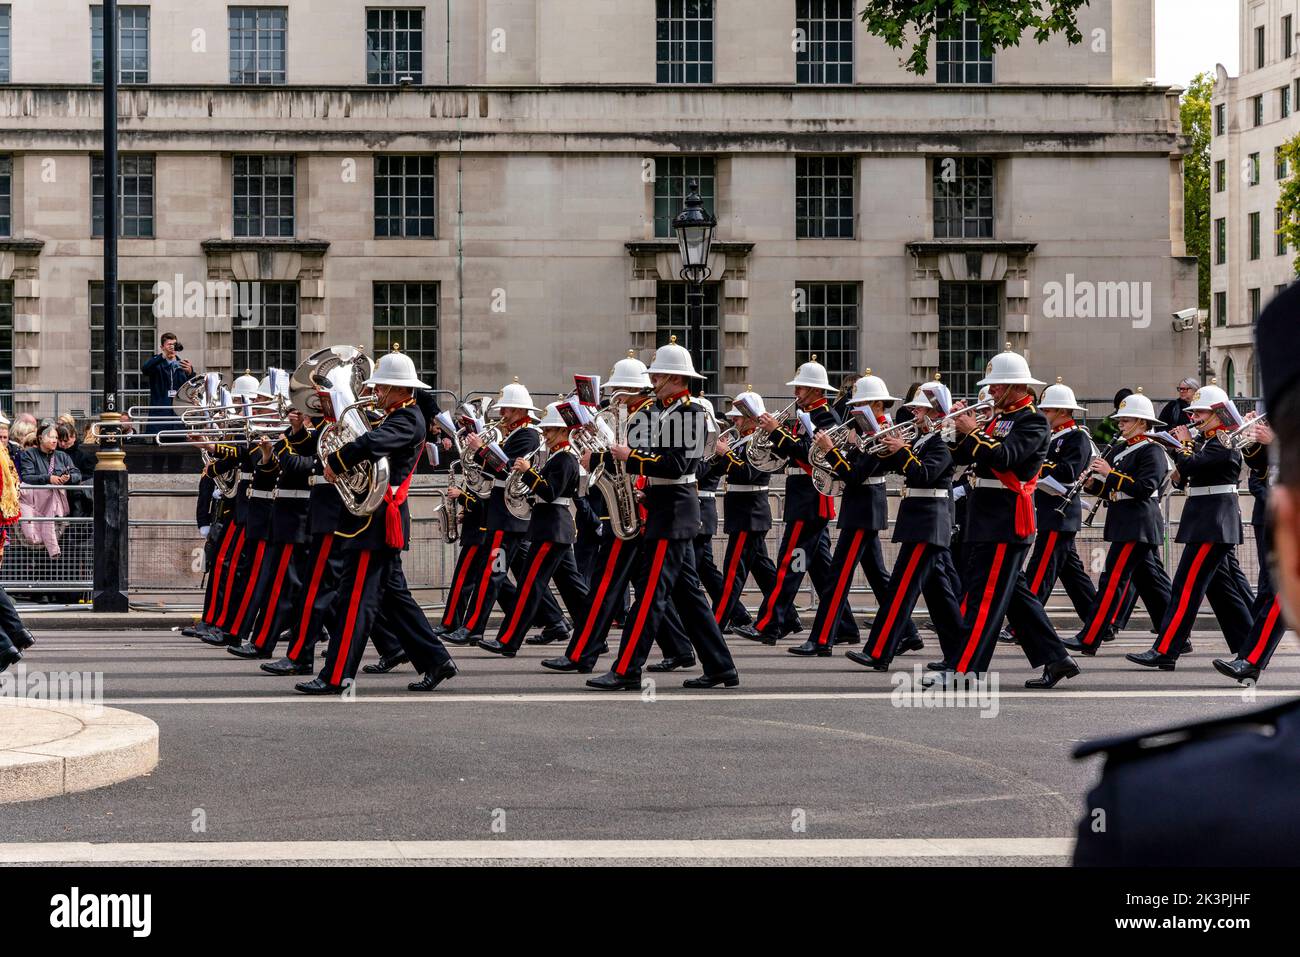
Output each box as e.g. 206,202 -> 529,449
1225,357 -> 1237,397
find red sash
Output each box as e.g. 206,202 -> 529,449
384,442 -> 423,549
985,408 -> 1037,537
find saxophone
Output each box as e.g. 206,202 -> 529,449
745,401 -> 798,473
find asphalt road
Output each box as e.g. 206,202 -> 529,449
2,624 -> 1296,865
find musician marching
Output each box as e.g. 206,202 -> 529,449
429,404 -> 490,641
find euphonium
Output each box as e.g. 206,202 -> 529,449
460,417 -> 503,498
591,401 -> 642,540
505,442 -> 549,521
746,401 -> 798,473
807,419 -> 858,497
302,349 -> 389,517
857,418 -> 921,456
703,425 -> 741,468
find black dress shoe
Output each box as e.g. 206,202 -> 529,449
1100,626 -> 1119,642
1061,636 -> 1097,656
787,640 -> 830,658
998,628 -> 1016,644
925,660 -> 953,672
1181,640 -> 1194,655
1213,657 -> 1261,683
585,671 -> 641,691
731,624 -> 760,641
294,677 -> 345,695
683,671 -> 740,689
647,654 -> 696,672
541,656 -> 592,674
524,631 -> 560,646
1126,649 -> 1177,671
429,623 -> 450,637
476,638 -> 516,657
13,628 -> 35,651
0,645 -> 22,673
198,628 -> 230,646
181,623 -> 206,638
361,652 -> 410,674
836,633 -> 861,646
1025,656 -> 1081,689
755,630 -> 782,646
227,641 -> 271,660
790,612 -> 805,634
261,656 -> 313,676
442,627 -> 476,646
409,661 -> 458,692
921,669 -> 959,689
897,634 -> 924,655
845,649 -> 888,671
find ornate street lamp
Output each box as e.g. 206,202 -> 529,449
671,179 -> 717,284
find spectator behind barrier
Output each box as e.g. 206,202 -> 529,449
18,425 -> 81,559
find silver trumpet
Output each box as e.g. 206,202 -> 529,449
1226,413 -> 1268,449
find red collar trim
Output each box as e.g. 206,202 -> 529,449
665,389 -> 691,405
1004,395 -> 1034,414
803,398 -> 828,412
552,441 -> 570,451
1051,419 -> 1076,434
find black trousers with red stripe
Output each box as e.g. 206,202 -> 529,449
1026,530 -> 1097,620
280,532 -> 344,664
318,548 -> 452,687
1237,527 -> 1288,669
1076,541 -> 1171,649
609,537 -> 736,679
713,530 -> 774,630
807,530 -> 918,649
754,518 -> 843,637
1151,543 -> 1253,659
218,530 -> 265,637
495,542 -> 590,652
203,521 -> 246,629
565,534 -> 642,668
227,536 -> 272,642
499,540 -> 568,631
953,541 -> 1071,674
234,540 -> 299,647
438,538 -> 484,630
695,533 -> 752,627
865,542 -> 964,667
252,540 -> 317,655
460,530 -> 521,638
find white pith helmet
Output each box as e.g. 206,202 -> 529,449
537,402 -> 569,429
1114,388 -> 1163,425
694,394 -> 718,433
606,351 -> 653,391
726,389 -> 766,419
978,387 -> 993,405
496,378 -> 540,412
1038,379 -> 1087,413
786,356 -> 831,391
1186,383 -> 1232,413
847,370 -> 899,407
977,344 -> 1046,388
0,410 -> 10,427
648,335 -> 705,379
365,344 -> 430,389
906,379 -> 952,415
230,371 -> 260,398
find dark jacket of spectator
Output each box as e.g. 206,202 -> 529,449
1158,397 -> 1192,429
19,447 -> 82,486
65,437 -> 98,478
142,353 -> 191,433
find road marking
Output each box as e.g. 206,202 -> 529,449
0,837 -> 1073,863
91,689 -> 1300,705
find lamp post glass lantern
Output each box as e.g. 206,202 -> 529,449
672,179 -> 717,285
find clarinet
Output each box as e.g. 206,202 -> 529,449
1054,437 -> 1125,518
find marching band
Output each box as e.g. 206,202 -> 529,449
148,340 -> 1287,696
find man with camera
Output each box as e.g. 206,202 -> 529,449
141,333 -> 194,435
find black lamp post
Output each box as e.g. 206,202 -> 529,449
670,180 -> 717,388
94,0 -> 129,612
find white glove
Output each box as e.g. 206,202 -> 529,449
198,526 -> 211,537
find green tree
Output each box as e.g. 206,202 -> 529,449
859,0 -> 1088,76
1181,72 -> 1212,310
1278,133 -> 1300,276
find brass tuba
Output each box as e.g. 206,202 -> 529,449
590,400 -> 642,540
745,401 -> 798,473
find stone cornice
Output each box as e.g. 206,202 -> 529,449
625,241 -> 755,257
200,239 -> 331,255
906,240 -> 1038,257
0,238 -> 46,255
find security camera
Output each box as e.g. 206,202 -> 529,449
1171,308 -> 1198,332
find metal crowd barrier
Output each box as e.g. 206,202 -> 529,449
0,484 -> 95,596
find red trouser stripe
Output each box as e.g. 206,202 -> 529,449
329,550 -> 372,687
290,533 -> 334,660
616,538 -> 669,676
956,543 -> 1007,673
1245,598 -> 1284,665
230,540 -> 267,635
215,529 -> 247,628
254,543 -> 295,648
1030,531 -> 1058,595
1110,582 -> 1131,624
1082,542 -> 1135,647
442,543 -> 479,627
204,523 -> 237,623
570,538 -> 624,661
817,529 -> 864,646
465,531 -> 505,631
756,520 -> 805,633
1156,543 -> 1214,654
499,542 -> 552,646
714,531 -> 748,625
871,543 -> 928,660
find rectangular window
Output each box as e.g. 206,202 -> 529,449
1250,287 -> 1262,322
795,0 -> 853,85
1215,217 -> 1227,265
0,281 -> 12,395
233,154 -> 295,238
1257,24 -> 1267,69
1283,85 -> 1292,118
1253,94 -> 1264,126
91,154 -> 155,238
656,0 -> 714,84
233,281 -> 298,374
366,8 -> 423,85
1216,158 -> 1226,192
652,155 -> 716,239
92,6 -> 150,84
655,282 -> 720,395
1277,146 -> 1289,180
794,283 -> 859,386
373,282 -> 438,387
0,6 -> 10,84
938,282 -> 1000,399
1249,151 -> 1261,185
936,10 -> 993,84
1278,207 -> 1289,256
1215,102 -> 1225,136
0,155 -> 10,237
374,155 -> 436,238
1250,211 -> 1261,260
90,281 -> 156,412
933,156 -> 994,239
1286,15 -> 1295,58
1214,291 -> 1227,327
796,155 -> 854,239
229,6 -> 287,84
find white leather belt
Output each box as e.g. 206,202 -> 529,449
492,478 -> 509,488
276,489 -> 311,499
248,489 -> 276,500
864,477 -> 886,486
237,471 -> 253,481
309,475 -> 328,486
973,478 -> 1015,490
698,491 -> 716,499
726,484 -> 767,493
1115,492 -> 1158,502
1187,484 -> 1239,497
549,497 -> 573,507
785,467 -> 807,476
646,475 -> 697,486
904,488 -> 950,498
